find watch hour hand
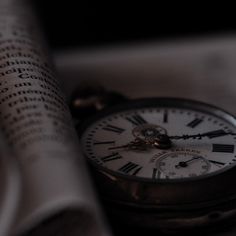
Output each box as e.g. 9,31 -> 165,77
108,138 -> 149,151
108,135 -> 173,151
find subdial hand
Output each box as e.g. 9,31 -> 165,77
175,157 -> 200,168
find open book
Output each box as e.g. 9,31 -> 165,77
0,0 -> 111,235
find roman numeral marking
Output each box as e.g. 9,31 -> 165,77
102,125 -> 125,134
152,168 -> 161,179
209,160 -> 226,166
187,118 -> 203,128
212,144 -> 235,153
101,153 -> 122,162
163,110 -> 168,123
118,162 -> 142,175
94,141 -> 115,145
126,114 -> 147,126
206,129 -> 227,139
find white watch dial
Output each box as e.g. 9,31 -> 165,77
81,106 -> 236,180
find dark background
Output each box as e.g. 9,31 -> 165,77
32,2 -> 235,50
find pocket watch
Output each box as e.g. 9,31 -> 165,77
77,97 -> 236,233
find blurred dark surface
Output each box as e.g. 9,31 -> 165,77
32,1 -> 235,50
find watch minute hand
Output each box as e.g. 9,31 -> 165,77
169,130 -> 236,140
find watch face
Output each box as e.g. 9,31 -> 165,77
80,98 -> 236,181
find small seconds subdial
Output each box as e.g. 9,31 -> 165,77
80,99 -> 236,180
157,152 -> 210,178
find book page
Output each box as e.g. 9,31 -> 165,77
0,0 -> 111,235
